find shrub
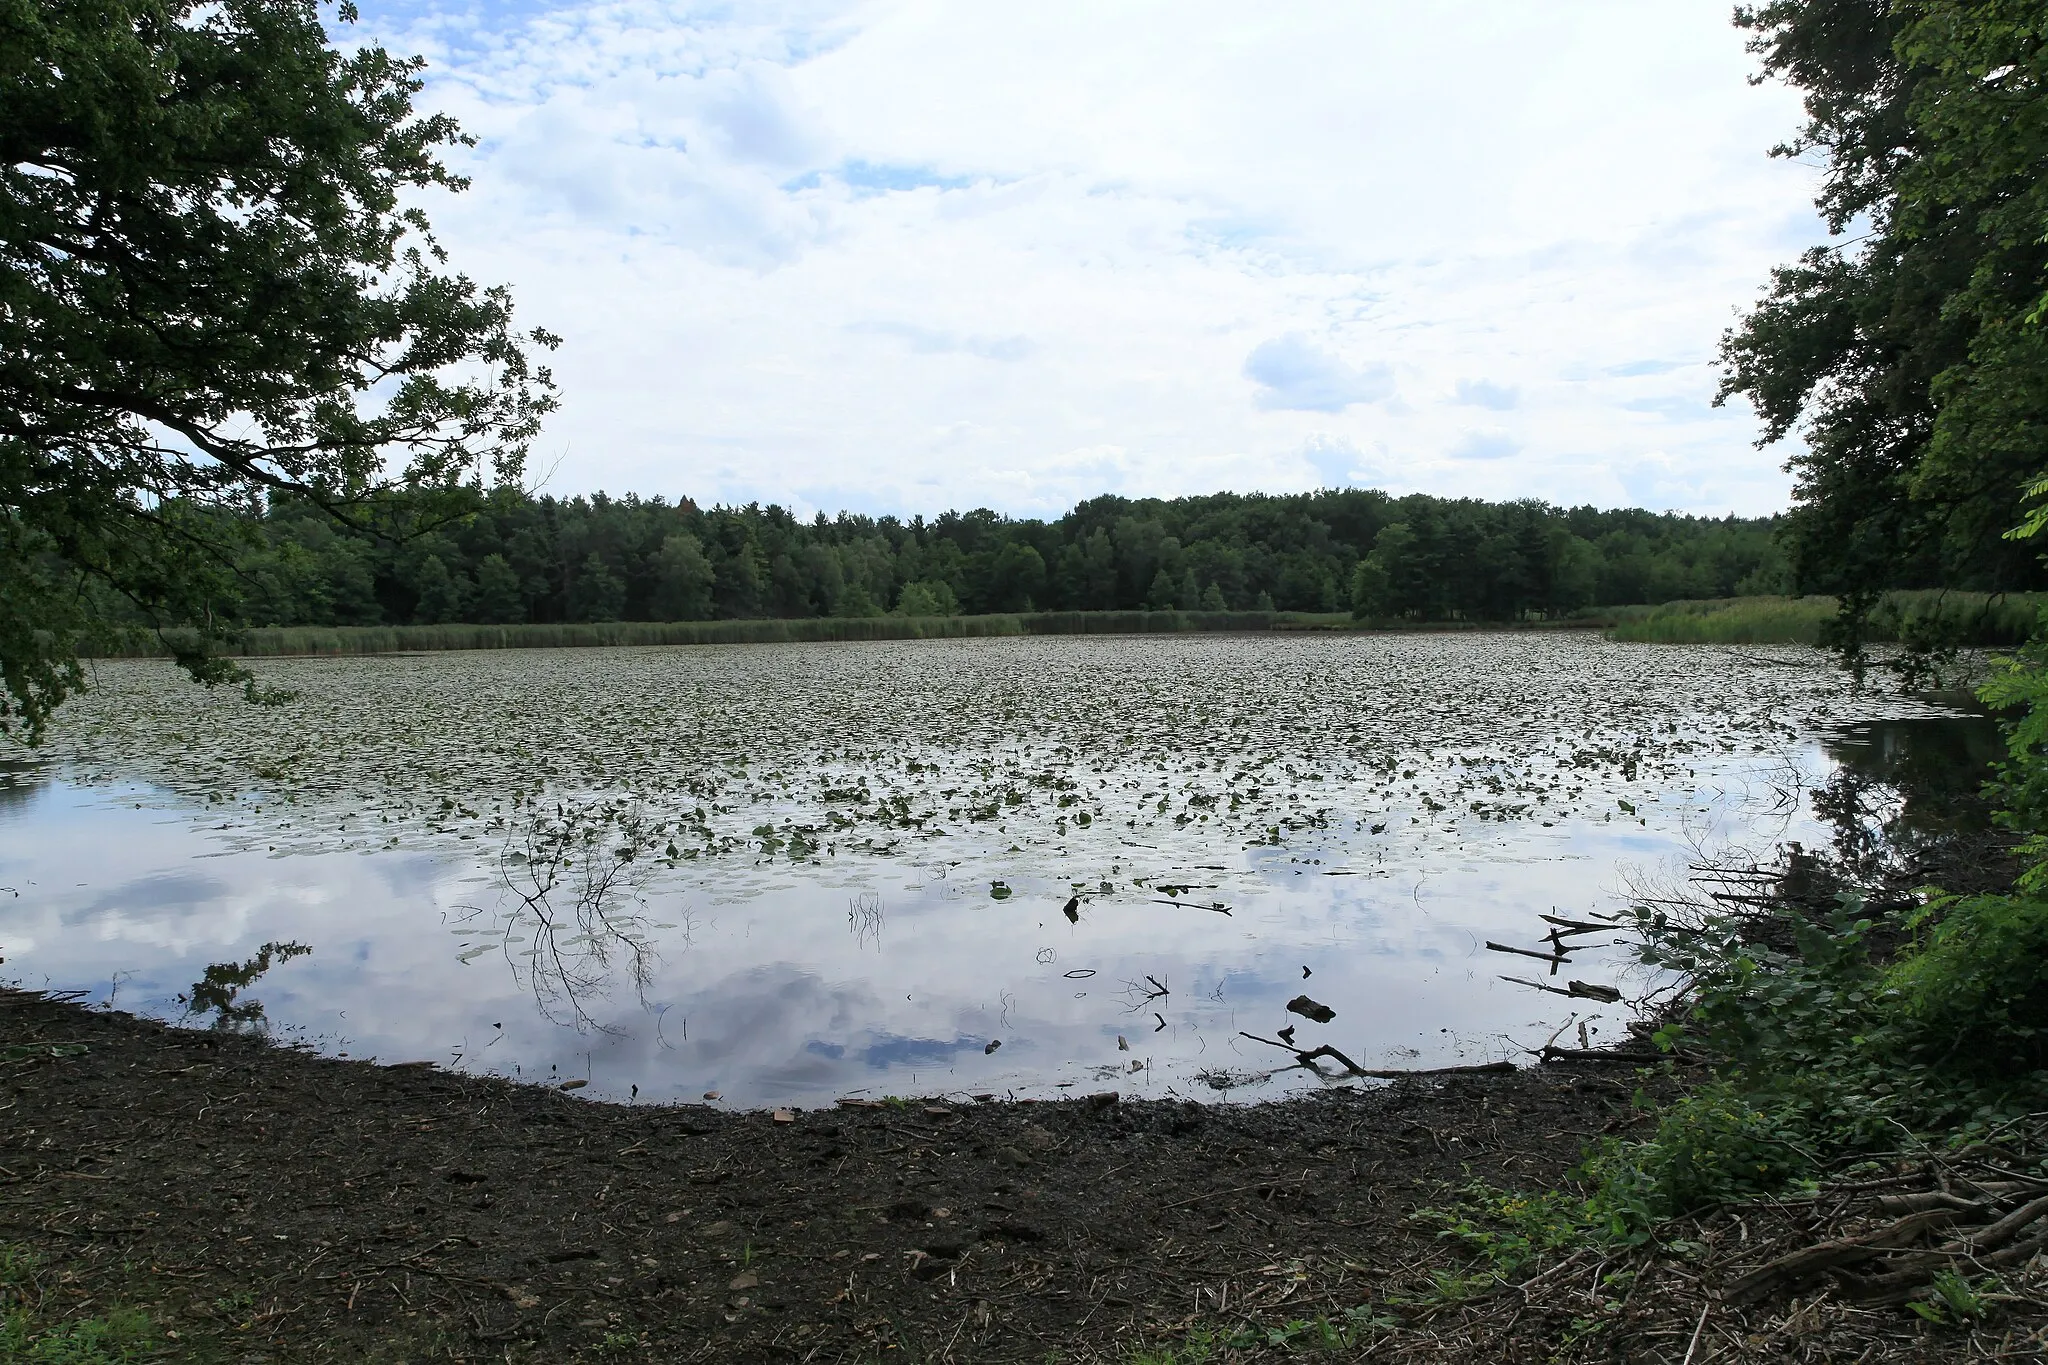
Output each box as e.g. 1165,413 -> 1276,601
1887,893 -> 2048,1076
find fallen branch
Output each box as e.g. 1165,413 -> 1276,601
1724,1208 -> 1971,1305
1236,1033 -> 1514,1080
1539,913 -> 1618,933
1485,941 -> 1569,965
1500,975 -> 1623,1003
1537,1046 -> 1662,1065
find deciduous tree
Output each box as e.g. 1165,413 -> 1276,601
0,0 -> 556,737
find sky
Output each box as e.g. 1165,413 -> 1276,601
357,1 -> 1828,520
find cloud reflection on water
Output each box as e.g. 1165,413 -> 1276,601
0,638 -> 1988,1107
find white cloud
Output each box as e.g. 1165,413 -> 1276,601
1449,429 -> 1520,463
1245,335 -> 1395,413
1454,379 -> 1520,411
358,0 -> 1826,517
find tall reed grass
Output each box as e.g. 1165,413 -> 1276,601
93,610 -> 1367,658
1606,592 -> 2046,646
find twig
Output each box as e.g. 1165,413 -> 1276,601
1680,1302 -> 1710,1365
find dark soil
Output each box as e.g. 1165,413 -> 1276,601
0,988 -> 1648,1362
7,996 -> 2043,1362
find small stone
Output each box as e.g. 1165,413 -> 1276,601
728,1272 -> 759,1291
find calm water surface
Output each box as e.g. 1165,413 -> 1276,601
0,634 -> 1980,1106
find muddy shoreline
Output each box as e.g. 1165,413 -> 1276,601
1,987 -> 1661,1362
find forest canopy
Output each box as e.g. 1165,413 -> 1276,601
196,486 -> 1793,630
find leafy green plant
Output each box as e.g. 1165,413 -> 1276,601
0,1246 -> 154,1365
1907,1270 -> 1994,1325
1421,1184 -> 1594,1274
1886,892 -> 2048,1074
0,1309 -> 155,1365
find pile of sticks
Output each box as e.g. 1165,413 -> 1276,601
1727,1129 -> 2048,1308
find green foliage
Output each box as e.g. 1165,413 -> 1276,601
1,0 -> 556,740
88,610 -> 1377,658
1432,885 -> 2048,1275
1578,1086 -> 1827,1230
0,1246 -> 154,1365
1979,609 -> 2048,861
1422,1184 -> 1594,1274
1608,885 -> 2048,1220
1907,1270 -> 1995,1325
0,1309 -> 154,1365
1886,893 -> 2048,1075
1719,2 -> 2048,661
109,485 -> 1790,645
1605,590 -> 2044,647
892,579 -> 960,617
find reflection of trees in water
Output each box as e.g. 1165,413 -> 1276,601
0,760 -> 45,815
180,941 -> 311,1032
1814,717 -> 2007,883
455,799 -> 668,1032
1624,715 -> 2011,983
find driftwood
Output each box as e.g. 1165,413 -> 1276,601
1237,1032 -> 1515,1080
1539,913 -> 1617,934
1485,940 -> 1568,964
1500,975 -> 1623,1003
1537,1045 -> 1661,1065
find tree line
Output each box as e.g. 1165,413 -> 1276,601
207,487 -> 1792,629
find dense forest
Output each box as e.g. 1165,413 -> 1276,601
218,488 -> 1790,628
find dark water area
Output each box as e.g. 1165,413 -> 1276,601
1824,713 -> 2005,824
1814,713 -> 2012,893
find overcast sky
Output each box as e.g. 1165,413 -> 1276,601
361,1 -> 1825,519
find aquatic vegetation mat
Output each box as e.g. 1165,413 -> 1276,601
7,634 -> 1960,1104
46,634 -> 1924,867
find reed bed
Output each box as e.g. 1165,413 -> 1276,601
1606,591 -> 2046,646
93,610 -> 1356,658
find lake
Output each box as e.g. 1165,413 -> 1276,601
0,632 -> 1976,1107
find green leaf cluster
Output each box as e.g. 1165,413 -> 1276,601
1,0 -> 556,739
1719,1 -> 2048,663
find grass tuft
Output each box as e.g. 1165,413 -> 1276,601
0,1246 -> 155,1365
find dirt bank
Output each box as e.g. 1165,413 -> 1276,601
13,990 -> 2040,1363
1,988 -> 1650,1362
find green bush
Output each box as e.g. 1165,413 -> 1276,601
1887,894 -> 2048,1075
1580,1086 -> 1827,1231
